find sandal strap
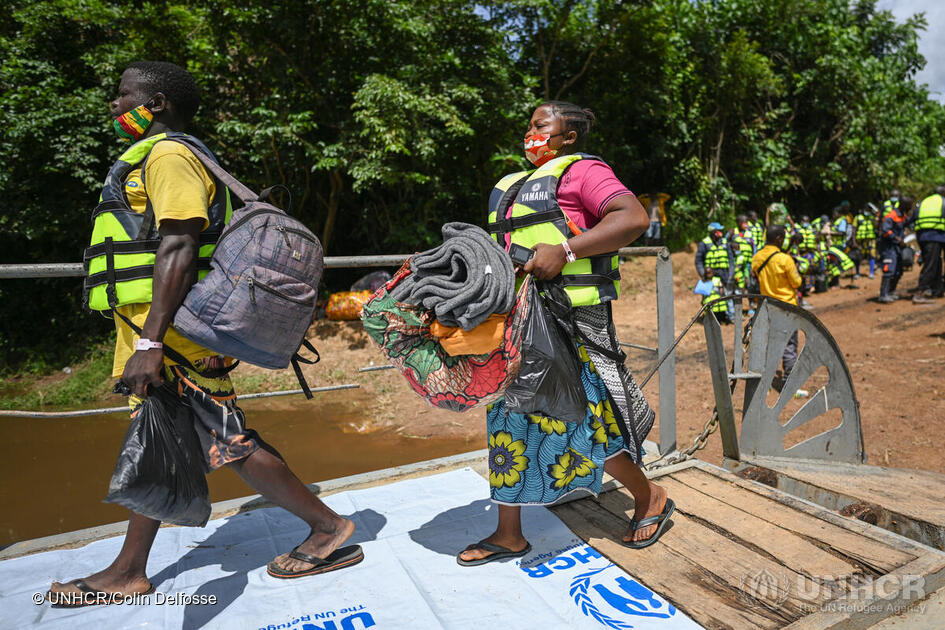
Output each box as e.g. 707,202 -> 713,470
71,579 -> 98,594
465,540 -> 514,554
633,514 -> 666,530
632,499 -> 675,530
288,546 -> 329,567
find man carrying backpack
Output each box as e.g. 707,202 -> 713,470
48,62 -> 362,606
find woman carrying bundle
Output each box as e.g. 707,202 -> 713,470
458,102 -> 673,565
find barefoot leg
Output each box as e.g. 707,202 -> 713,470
458,504 -> 529,562
604,452 -> 667,543
48,512 -> 159,601
228,448 -> 354,573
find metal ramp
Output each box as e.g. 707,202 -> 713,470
552,459 -> 945,630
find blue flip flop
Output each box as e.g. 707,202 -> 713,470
622,498 -> 675,549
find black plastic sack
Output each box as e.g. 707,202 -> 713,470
105,384 -> 211,527
902,246 -> 915,269
504,282 -> 587,422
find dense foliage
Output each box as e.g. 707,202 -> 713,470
2,0 -> 943,369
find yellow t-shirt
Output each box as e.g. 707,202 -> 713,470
111,140 -> 220,377
751,245 -> 802,306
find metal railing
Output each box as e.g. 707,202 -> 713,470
0,248 -> 678,455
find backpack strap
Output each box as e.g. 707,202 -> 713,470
290,339 -> 321,400
155,137 -> 262,206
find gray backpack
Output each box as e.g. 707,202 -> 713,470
168,138 -> 324,397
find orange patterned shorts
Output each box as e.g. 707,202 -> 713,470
129,360 -> 259,471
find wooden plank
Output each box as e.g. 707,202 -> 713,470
655,476 -> 863,580
552,499 -> 785,629
784,552 -> 945,630
746,458 -> 945,527
867,584 -> 945,629
672,467 -> 915,573
595,490 -> 838,618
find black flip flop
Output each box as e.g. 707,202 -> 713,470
267,544 -> 364,579
456,540 -> 532,566
621,498 -> 676,550
47,579 -> 155,608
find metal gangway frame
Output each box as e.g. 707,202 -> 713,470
0,247 -> 680,456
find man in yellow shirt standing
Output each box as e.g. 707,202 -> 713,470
49,62 -> 362,606
751,224 -> 802,392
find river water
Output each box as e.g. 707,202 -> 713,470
0,392 -> 476,545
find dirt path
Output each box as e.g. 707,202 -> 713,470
233,249 -> 945,475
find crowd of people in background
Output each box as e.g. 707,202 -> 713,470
690,186 -> 945,316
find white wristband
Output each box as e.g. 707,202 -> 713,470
562,241 -> 577,263
135,338 -> 164,351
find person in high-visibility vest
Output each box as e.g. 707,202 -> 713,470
462,101 -> 671,565
731,214 -> 756,295
48,62 -> 365,604
852,204 -> 878,278
912,185 -> 945,303
747,210 -> 765,246
826,246 -> 855,287
695,268 -> 731,323
695,222 -> 734,285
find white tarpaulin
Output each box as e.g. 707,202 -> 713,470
0,468 -> 702,630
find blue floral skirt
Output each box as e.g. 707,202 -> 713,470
486,342 -> 630,505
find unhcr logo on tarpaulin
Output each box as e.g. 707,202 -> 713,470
737,569 -> 930,615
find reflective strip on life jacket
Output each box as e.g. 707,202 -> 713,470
828,246 -> 854,271
701,237 -> 730,270
855,212 -> 876,240
916,194 -> 945,232
702,277 -> 727,313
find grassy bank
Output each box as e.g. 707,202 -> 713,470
0,342 -> 115,411
0,340 -> 303,412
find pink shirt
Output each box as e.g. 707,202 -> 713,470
557,160 -> 634,230
504,160 -> 634,247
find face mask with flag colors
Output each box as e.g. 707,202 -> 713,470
523,132 -> 563,167
113,103 -> 154,143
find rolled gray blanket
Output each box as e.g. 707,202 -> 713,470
389,222 -> 516,330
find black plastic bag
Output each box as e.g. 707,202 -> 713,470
105,384 -> 211,527
504,282 -> 587,422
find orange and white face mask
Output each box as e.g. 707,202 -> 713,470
523,133 -> 563,167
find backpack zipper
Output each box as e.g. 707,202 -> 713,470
247,276 -> 314,305
281,226 -> 318,244
275,225 -> 292,247
216,208 -> 282,247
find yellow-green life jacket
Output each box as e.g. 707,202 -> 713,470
800,226 -> 817,250
915,194 -> 945,232
701,236 -> 731,271
855,211 -> 876,240
828,246 -> 854,272
487,154 -> 619,307
749,220 -> 765,246
83,133 -> 231,311
702,276 -> 727,313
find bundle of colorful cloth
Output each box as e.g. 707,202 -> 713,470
362,223 -> 526,412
